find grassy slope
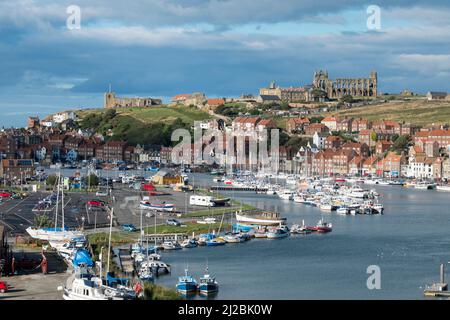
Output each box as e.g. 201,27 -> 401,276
317,99 -> 450,126
76,105 -> 212,125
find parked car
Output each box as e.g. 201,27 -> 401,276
87,200 -> 106,207
0,281 -> 7,293
122,224 -> 137,232
96,189 -> 109,197
166,219 -> 181,226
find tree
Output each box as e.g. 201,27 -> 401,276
392,135 -> 411,153
371,132 -> 378,142
46,174 -> 58,186
340,94 -> 354,104
34,214 -> 53,228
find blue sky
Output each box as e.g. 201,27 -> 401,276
1,0 -> 450,127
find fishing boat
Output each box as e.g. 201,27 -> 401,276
176,268 -> 198,294
139,201 -> 175,212
198,267 -> 219,295
308,219 -> 332,233
236,212 -> 286,226
266,225 -> 290,239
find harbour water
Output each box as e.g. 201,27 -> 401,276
154,176 -> 450,299
44,170 -> 450,299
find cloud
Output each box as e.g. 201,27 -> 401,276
1,0 -> 450,127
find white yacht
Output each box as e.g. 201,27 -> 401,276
278,190 -> 294,200
62,271 -> 136,300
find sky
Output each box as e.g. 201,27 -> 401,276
1,0 -> 450,127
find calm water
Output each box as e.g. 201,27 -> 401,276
48,170 -> 450,299
153,176 -> 450,299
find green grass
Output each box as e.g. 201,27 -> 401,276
314,99 -> 450,126
76,105 -> 211,125
183,204 -> 254,218
142,282 -> 181,300
143,222 -> 231,235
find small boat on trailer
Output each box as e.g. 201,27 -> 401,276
139,201 -> 175,212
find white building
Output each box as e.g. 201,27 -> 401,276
53,111 -> 77,124
407,156 -> 433,179
313,132 -> 328,150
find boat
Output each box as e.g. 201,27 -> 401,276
291,220 -> 312,234
236,212 -> 286,226
266,225 -> 290,239
139,201 -> 175,212
336,206 -> 349,216
27,174 -> 84,242
181,239 -> 198,248
308,219 -> 332,233
161,241 -> 181,250
437,185 -> 450,192
197,217 -> 217,224
223,234 -> 245,243
278,190 -> 294,200
198,267 -> 219,295
176,268 -> 198,294
205,237 -> 226,246
139,260 -> 171,276
26,227 -> 84,242
62,268 -> 136,300
415,183 -> 437,190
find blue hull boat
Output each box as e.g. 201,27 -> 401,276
176,269 -> 197,294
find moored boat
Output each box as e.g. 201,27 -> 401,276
198,267 -> 219,295
176,268 -> 197,294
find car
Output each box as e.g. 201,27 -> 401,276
122,224 -> 137,232
0,281 -> 7,293
96,189 -> 109,197
87,200 -> 106,207
166,219 -> 181,226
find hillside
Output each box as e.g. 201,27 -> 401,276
76,105 -> 212,125
74,105 -> 212,146
319,99 -> 450,126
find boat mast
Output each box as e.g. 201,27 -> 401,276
61,175 -> 65,230
106,207 -> 114,275
54,173 -> 60,230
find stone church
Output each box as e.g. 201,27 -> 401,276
313,70 -> 378,99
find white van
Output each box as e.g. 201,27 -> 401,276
189,195 -> 215,207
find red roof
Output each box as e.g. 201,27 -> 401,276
207,98 -> 225,106
172,94 -> 191,101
